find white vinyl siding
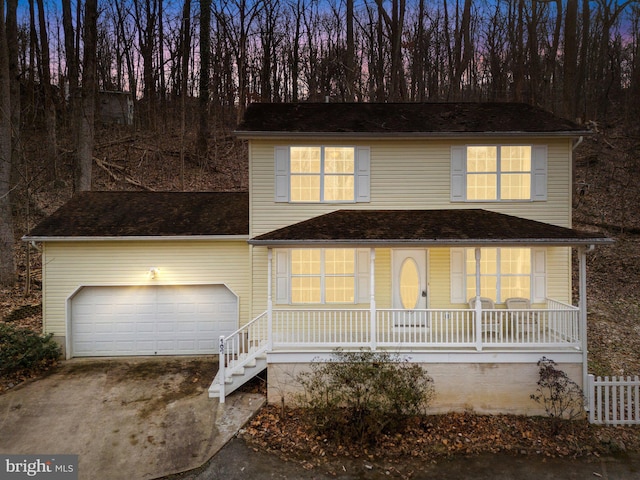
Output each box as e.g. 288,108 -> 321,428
251,138 -> 571,239
41,241 -> 251,338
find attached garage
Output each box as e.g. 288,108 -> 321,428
70,284 -> 237,357
23,191 -> 251,358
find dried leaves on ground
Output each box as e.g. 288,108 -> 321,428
242,405 -> 640,472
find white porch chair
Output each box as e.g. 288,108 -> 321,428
468,297 -> 501,339
505,297 -> 537,338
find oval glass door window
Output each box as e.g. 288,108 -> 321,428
400,258 -> 420,309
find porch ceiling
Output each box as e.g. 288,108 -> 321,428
249,209 -> 613,247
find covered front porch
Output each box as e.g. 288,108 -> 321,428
212,209 -> 611,403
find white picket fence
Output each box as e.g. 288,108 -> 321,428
588,374 -> 640,425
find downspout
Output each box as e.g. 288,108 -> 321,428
572,135 -> 584,151
580,245 -> 595,411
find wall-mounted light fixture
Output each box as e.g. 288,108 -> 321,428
149,267 -> 160,279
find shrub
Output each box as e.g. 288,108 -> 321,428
530,356 -> 585,422
0,323 -> 61,378
296,349 -> 435,444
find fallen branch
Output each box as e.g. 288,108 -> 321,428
93,157 -> 155,191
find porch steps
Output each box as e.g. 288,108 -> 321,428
208,349 -> 268,399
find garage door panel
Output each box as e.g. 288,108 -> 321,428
71,285 -> 237,357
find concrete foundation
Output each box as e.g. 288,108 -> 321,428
267,361 -> 583,416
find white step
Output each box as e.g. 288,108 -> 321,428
208,355 -> 267,398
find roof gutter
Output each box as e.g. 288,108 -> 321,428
22,235 -> 250,243
234,130 -> 592,140
248,238 -> 614,247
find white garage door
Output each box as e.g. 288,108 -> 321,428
71,285 -> 237,357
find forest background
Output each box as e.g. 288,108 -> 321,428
0,0 -> 639,380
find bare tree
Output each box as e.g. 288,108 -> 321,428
7,0 -> 20,167
0,0 -> 16,285
563,0 -> 578,118
134,0 -> 159,129
197,0 -> 211,158
374,0 -> 407,100
180,0 -> 192,189
284,0 -> 303,101
75,0 -> 98,192
36,0 -> 58,180
345,0 -> 356,101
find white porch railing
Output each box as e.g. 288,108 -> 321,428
272,309 -> 371,347
377,309 -> 475,347
268,300 -> 580,350
215,300 -> 581,401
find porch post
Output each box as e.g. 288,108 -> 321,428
267,248 -> 273,351
579,246 -> 591,407
370,248 -> 377,350
475,247 -> 483,351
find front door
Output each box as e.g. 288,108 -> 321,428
392,250 -> 428,310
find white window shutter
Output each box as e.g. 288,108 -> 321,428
531,145 -> 547,201
274,147 -> 290,202
450,248 -> 466,304
357,249 -> 370,304
355,147 -> 371,202
275,250 -> 290,304
450,146 -> 466,201
532,248 -> 546,303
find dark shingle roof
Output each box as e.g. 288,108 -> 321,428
249,210 -> 612,246
236,102 -> 588,137
24,191 -> 249,239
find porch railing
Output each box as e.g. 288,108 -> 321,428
269,300 -> 580,350
272,309 -> 370,347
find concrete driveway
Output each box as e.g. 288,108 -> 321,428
0,358 -> 265,480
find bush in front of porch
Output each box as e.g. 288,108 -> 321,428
296,349 -> 435,445
530,356 -> 585,427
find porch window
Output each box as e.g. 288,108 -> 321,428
275,146 -> 370,203
291,249 -> 356,303
451,145 -> 547,202
464,248 -> 531,303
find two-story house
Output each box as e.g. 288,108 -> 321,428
24,102 -> 611,415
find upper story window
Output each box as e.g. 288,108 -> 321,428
467,146 -> 531,200
290,147 -> 354,202
451,145 -> 547,202
275,146 -> 370,203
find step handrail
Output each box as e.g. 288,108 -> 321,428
218,311 -> 269,402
